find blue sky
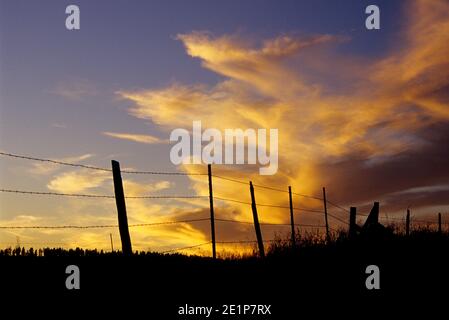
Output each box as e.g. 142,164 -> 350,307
0,0 -> 401,169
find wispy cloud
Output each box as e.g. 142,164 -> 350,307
102,132 -> 165,144
48,77 -> 97,101
51,123 -> 68,129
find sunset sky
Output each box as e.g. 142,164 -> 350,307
0,0 -> 448,254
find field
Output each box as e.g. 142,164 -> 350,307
1,226 -> 447,316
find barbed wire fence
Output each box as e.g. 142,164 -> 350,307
0,151 -> 446,257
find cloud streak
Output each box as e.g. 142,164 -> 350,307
49,77 -> 97,101
103,132 -> 165,144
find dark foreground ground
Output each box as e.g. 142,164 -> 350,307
1,231 -> 448,318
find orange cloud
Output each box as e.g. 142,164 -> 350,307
117,0 -> 449,234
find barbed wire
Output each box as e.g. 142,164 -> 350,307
0,241 -> 68,245
211,175 -> 249,186
294,208 -> 325,214
0,151 -> 206,176
1,188 -> 442,225
325,200 -> 448,224
0,218 -> 210,229
127,195 -> 208,199
0,188 -> 209,200
216,240 -> 257,244
1,151 -> 325,199
327,212 -> 350,225
327,200 -> 350,213
121,169 -> 206,176
129,218 -> 210,227
215,218 -> 326,228
0,189 -> 115,198
213,196 -> 324,213
0,216 -> 326,230
1,151 -> 444,226
326,200 -> 373,218
216,240 -> 272,244
379,216 -> 444,224
0,188 -> 336,220
212,175 -> 322,199
213,196 -> 250,205
0,187 -> 326,215
2,188 -> 421,224
0,151 -> 111,171
160,241 -> 211,253
0,224 -> 116,229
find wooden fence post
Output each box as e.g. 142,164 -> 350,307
406,209 -> 410,236
111,160 -> 132,255
438,212 -> 442,235
288,186 -> 296,248
250,181 -> 265,258
349,207 -> 357,238
322,187 -> 330,242
208,164 -> 216,259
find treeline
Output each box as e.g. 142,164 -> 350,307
0,247 -> 114,257
0,247 -> 190,257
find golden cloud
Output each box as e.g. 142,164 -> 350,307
102,132 -> 165,144
47,170 -> 110,193
117,0 -> 449,230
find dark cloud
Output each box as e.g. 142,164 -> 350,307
318,121 -> 449,214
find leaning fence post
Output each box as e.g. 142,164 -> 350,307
322,187 -> 330,242
349,207 -> 357,238
288,186 -> 296,248
363,202 -> 380,229
250,181 -> 265,258
111,160 -> 132,255
438,212 -> 442,235
406,209 -> 410,236
207,164 -> 216,259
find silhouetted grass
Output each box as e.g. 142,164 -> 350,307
1,223 -> 446,259
1,223 -> 448,312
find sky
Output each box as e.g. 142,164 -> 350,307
0,0 -> 448,254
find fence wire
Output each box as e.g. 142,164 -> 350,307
1,150 -> 446,254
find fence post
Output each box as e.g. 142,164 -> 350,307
349,207 -> 357,238
438,212 -> 442,235
322,187 -> 330,242
111,160 -> 132,255
288,186 -> 296,248
208,164 -> 216,259
363,202 -> 380,229
406,209 -> 410,236
250,181 -> 265,258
